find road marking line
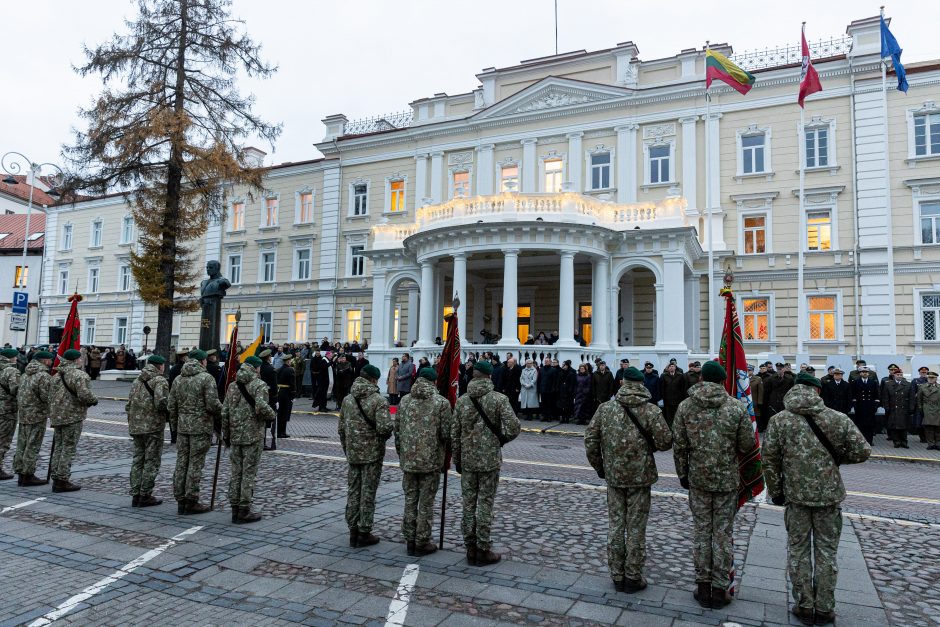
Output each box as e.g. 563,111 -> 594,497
27,525 -> 202,627
0,497 -> 46,515
385,563 -> 419,627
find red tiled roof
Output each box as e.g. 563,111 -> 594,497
0,175 -> 62,206
0,213 -> 45,251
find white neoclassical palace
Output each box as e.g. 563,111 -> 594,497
38,14 -> 940,373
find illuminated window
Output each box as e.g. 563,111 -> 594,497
544,159 -> 563,193
742,298 -> 769,341
443,305 -> 454,339
298,192 -> 313,223
805,126 -> 829,168
517,305 -> 531,344
388,180 -> 405,212
500,164 -> 519,191
743,215 -> 766,254
345,309 -> 362,342
231,201 -> 245,231
807,295 -> 837,340
921,201 -> 940,245
224,313 -> 237,343
914,112 -> 940,157
292,311 -> 308,342
393,307 -> 400,343
452,171 -> 470,198
13,265 -> 28,288
806,210 -> 832,251
579,304 -> 592,345
590,153 -> 611,190
263,197 -> 278,227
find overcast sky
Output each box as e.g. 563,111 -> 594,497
0,0 -> 931,168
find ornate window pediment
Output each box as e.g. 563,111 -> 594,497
472,77 -> 628,120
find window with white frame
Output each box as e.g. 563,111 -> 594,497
60,223 -> 73,250
920,200 -> 940,245
83,317 -> 96,345
500,164 -> 519,191
804,126 -> 829,168
256,312 -> 272,343
292,311 -> 308,342
544,159 -> 563,193
223,313 -> 237,344
263,196 -> 278,227
387,179 -> 405,212
87,267 -> 100,293
648,145 -> 670,184
741,133 -> 766,174
13,265 -> 28,288
806,209 -> 832,251
914,111 -> 940,157
297,191 -> 314,224
807,295 -> 838,340
120,216 -> 135,244
742,214 -> 767,254
590,153 -> 611,190
352,183 -> 368,216
452,171 -> 470,198
345,309 -> 362,342
119,264 -> 132,292
260,251 -> 276,283
921,292 -> 940,341
230,201 -> 245,231
114,317 -> 128,345
295,248 -> 311,280
58,266 -> 70,295
349,245 -> 365,277
90,219 -> 103,247
741,297 -> 770,341
227,254 -> 242,285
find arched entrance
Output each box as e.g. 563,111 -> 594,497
615,264 -> 660,348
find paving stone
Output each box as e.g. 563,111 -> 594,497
567,600 -> 622,623
234,574 -> 292,596
516,591 -> 574,614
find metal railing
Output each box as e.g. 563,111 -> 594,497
343,110 -> 414,136
730,35 -> 854,72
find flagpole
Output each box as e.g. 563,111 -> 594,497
797,100 -> 806,358
705,41 -> 716,356
879,6 -> 898,354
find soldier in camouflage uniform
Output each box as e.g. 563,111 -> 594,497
673,361 -> 755,610
452,360 -> 520,566
168,349 -> 223,514
339,364 -> 393,547
585,367 -> 673,592
49,349 -> 99,492
13,350 -> 54,486
763,373 -> 871,626
0,348 -> 21,480
395,367 -> 452,556
221,356 -> 276,524
126,354 -> 170,507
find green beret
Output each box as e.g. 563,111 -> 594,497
147,355 -> 166,365
0,348 -> 19,358
361,364 -> 381,380
418,367 -> 437,382
473,360 -> 493,376
795,372 -> 822,388
62,349 -> 83,361
244,356 -> 263,367
33,350 -> 54,360
258,349 -> 272,359
188,349 -> 208,361
701,360 -> 727,383
623,366 -> 644,382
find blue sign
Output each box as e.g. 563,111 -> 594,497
12,291 -> 28,314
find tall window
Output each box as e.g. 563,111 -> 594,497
741,134 -> 766,174
58,267 -> 70,295
649,145 -> 670,183
114,317 -> 128,345
90,219 -> 103,247
393,307 -> 400,343
743,215 -> 767,254
13,265 -> 28,288
119,264 -> 132,291
256,312 -> 272,343
224,313 -> 237,343
61,224 -> 73,250
349,245 -> 365,276
388,180 -> 405,212
261,251 -> 276,283
231,201 -> 245,231
295,248 -> 311,280
500,164 -> 519,191
83,318 -> 96,345
345,309 -> 362,342
544,159 -> 563,192
263,197 -> 278,227
120,216 -> 134,244
87,267 -> 100,293
805,126 -> 829,168
452,171 -> 470,198
298,192 -> 313,223
806,210 -> 832,251
922,293 -> 940,341
742,298 -> 770,340
807,295 -> 837,340
292,311 -> 308,342
914,112 -> 940,157
921,201 -> 940,244
353,183 -> 368,216
590,153 -> 611,190
228,254 -> 242,285
578,304 -> 592,345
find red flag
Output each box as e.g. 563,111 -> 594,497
54,292 -> 83,372
223,318 -> 239,393
798,25 -> 822,107
435,311 -> 460,408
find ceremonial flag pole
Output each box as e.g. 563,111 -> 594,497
49,291 -> 83,482
210,309 -> 239,509
435,295 -> 461,550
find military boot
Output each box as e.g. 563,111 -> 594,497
52,480 -> 82,493
612,579 -> 625,592
237,507 -> 262,524
710,586 -> 732,609
791,606 -> 815,626
177,499 -> 189,515
21,473 -> 48,487
357,531 -> 380,547
132,495 -> 141,507
623,579 -> 647,593
693,582 -> 711,609
414,542 -> 437,557
465,544 -> 477,566
138,494 -> 162,507
349,529 -> 359,548
475,549 -> 501,566
187,500 -> 212,515
0,468 -> 13,481
814,610 -> 835,625
406,541 -> 416,556
231,506 -> 242,523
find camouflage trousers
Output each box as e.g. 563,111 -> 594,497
689,488 -> 737,588
129,432 -> 164,496
461,470 -> 500,551
402,471 -> 440,544
12,422 -> 46,476
0,417 -> 16,468
785,503 -> 842,613
173,433 -> 211,502
346,461 -> 383,532
606,486 -> 652,582
50,422 -> 84,481
228,442 -> 263,508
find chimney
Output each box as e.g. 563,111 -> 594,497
242,147 -> 266,168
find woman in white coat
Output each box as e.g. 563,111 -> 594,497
519,359 -> 540,419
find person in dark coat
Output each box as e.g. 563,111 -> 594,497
821,368 -> 853,415
761,363 -> 794,432
641,361 -> 661,405
683,361 -> 702,388
166,350 -> 188,444
660,362 -> 689,427
276,358 -> 295,438
881,369 -> 914,448
538,357 -> 558,422
592,361 -> 616,407
353,352 -> 369,377
850,367 -> 880,445
555,360 -> 577,423
912,366 -> 931,442
572,363 -> 593,425
502,357 -> 522,414
311,351 -> 330,411
332,355 -> 355,409
258,349 -> 279,449
613,358 -> 632,388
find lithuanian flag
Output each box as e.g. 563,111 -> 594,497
238,331 -> 264,363
705,49 -> 756,95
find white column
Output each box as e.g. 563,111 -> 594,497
476,144 -> 495,195
418,260 -> 436,346
616,124 -> 638,203
430,151 -> 444,204
406,287 -> 420,345
620,274 -> 634,346
414,153 -> 428,210
453,252 -> 468,343
661,256 -> 687,349
370,270 -> 388,348
567,132 -> 583,191
680,116 -> 697,213
608,285 -> 619,350
521,139 -> 538,192
654,282 -> 665,346
497,249 -> 520,346
592,256 -> 610,349
556,250 -> 578,347
472,281 -> 485,344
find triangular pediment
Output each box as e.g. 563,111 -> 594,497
473,77 -> 630,120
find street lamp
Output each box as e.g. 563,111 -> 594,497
1,152 -> 64,347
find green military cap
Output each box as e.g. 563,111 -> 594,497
177,348 -> 189,355
928,371 -> 938,377
258,349 -> 272,359
188,349 -> 208,361
244,356 -> 262,367
0,348 -> 18,358
32,350 -> 54,360
62,349 -> 82,361
473,360 -> 493,375
623,366 -> 644,382
418,367 -> 437,381
795,372 -> 821,388
147,355 -> 166,365
701,360 -> 727,383
361,364 -> 381,380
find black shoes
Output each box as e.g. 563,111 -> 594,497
406,541 -> 416,556
51,479 -> 82,493
138,494 -> 162,507
0,468 -> 13,481
235,507 -> 261,524
623,579 -> 647,593
475,549 -> 501,565
814,610 -> 836,625
414,542 -> 438,557
132,495 -> 140,507
792,606 -> 815,626
357,532 -> 380,547
466,545 -> 477,565
693,582 -> 711,609
613,579 -> 625,592
710,586 -> 732,608
18,474 -> 48,487
186,501 -> 212,515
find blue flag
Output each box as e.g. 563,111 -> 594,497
880,16 -> 909,93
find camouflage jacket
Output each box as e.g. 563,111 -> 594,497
17,360 -> 53,426
168,361 -> 223,435
0,360 -> 20,419
916,383 -> 940,427
126,364 -> 170,435
394,377 -> 452,473
222,365 -> 276,445
50,361 -> 99,427
585,383 -> 673,488
673,381 -> 756,492
452,377 -> 520,473
338,376 -> 393,464
763,384 -> 871,506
